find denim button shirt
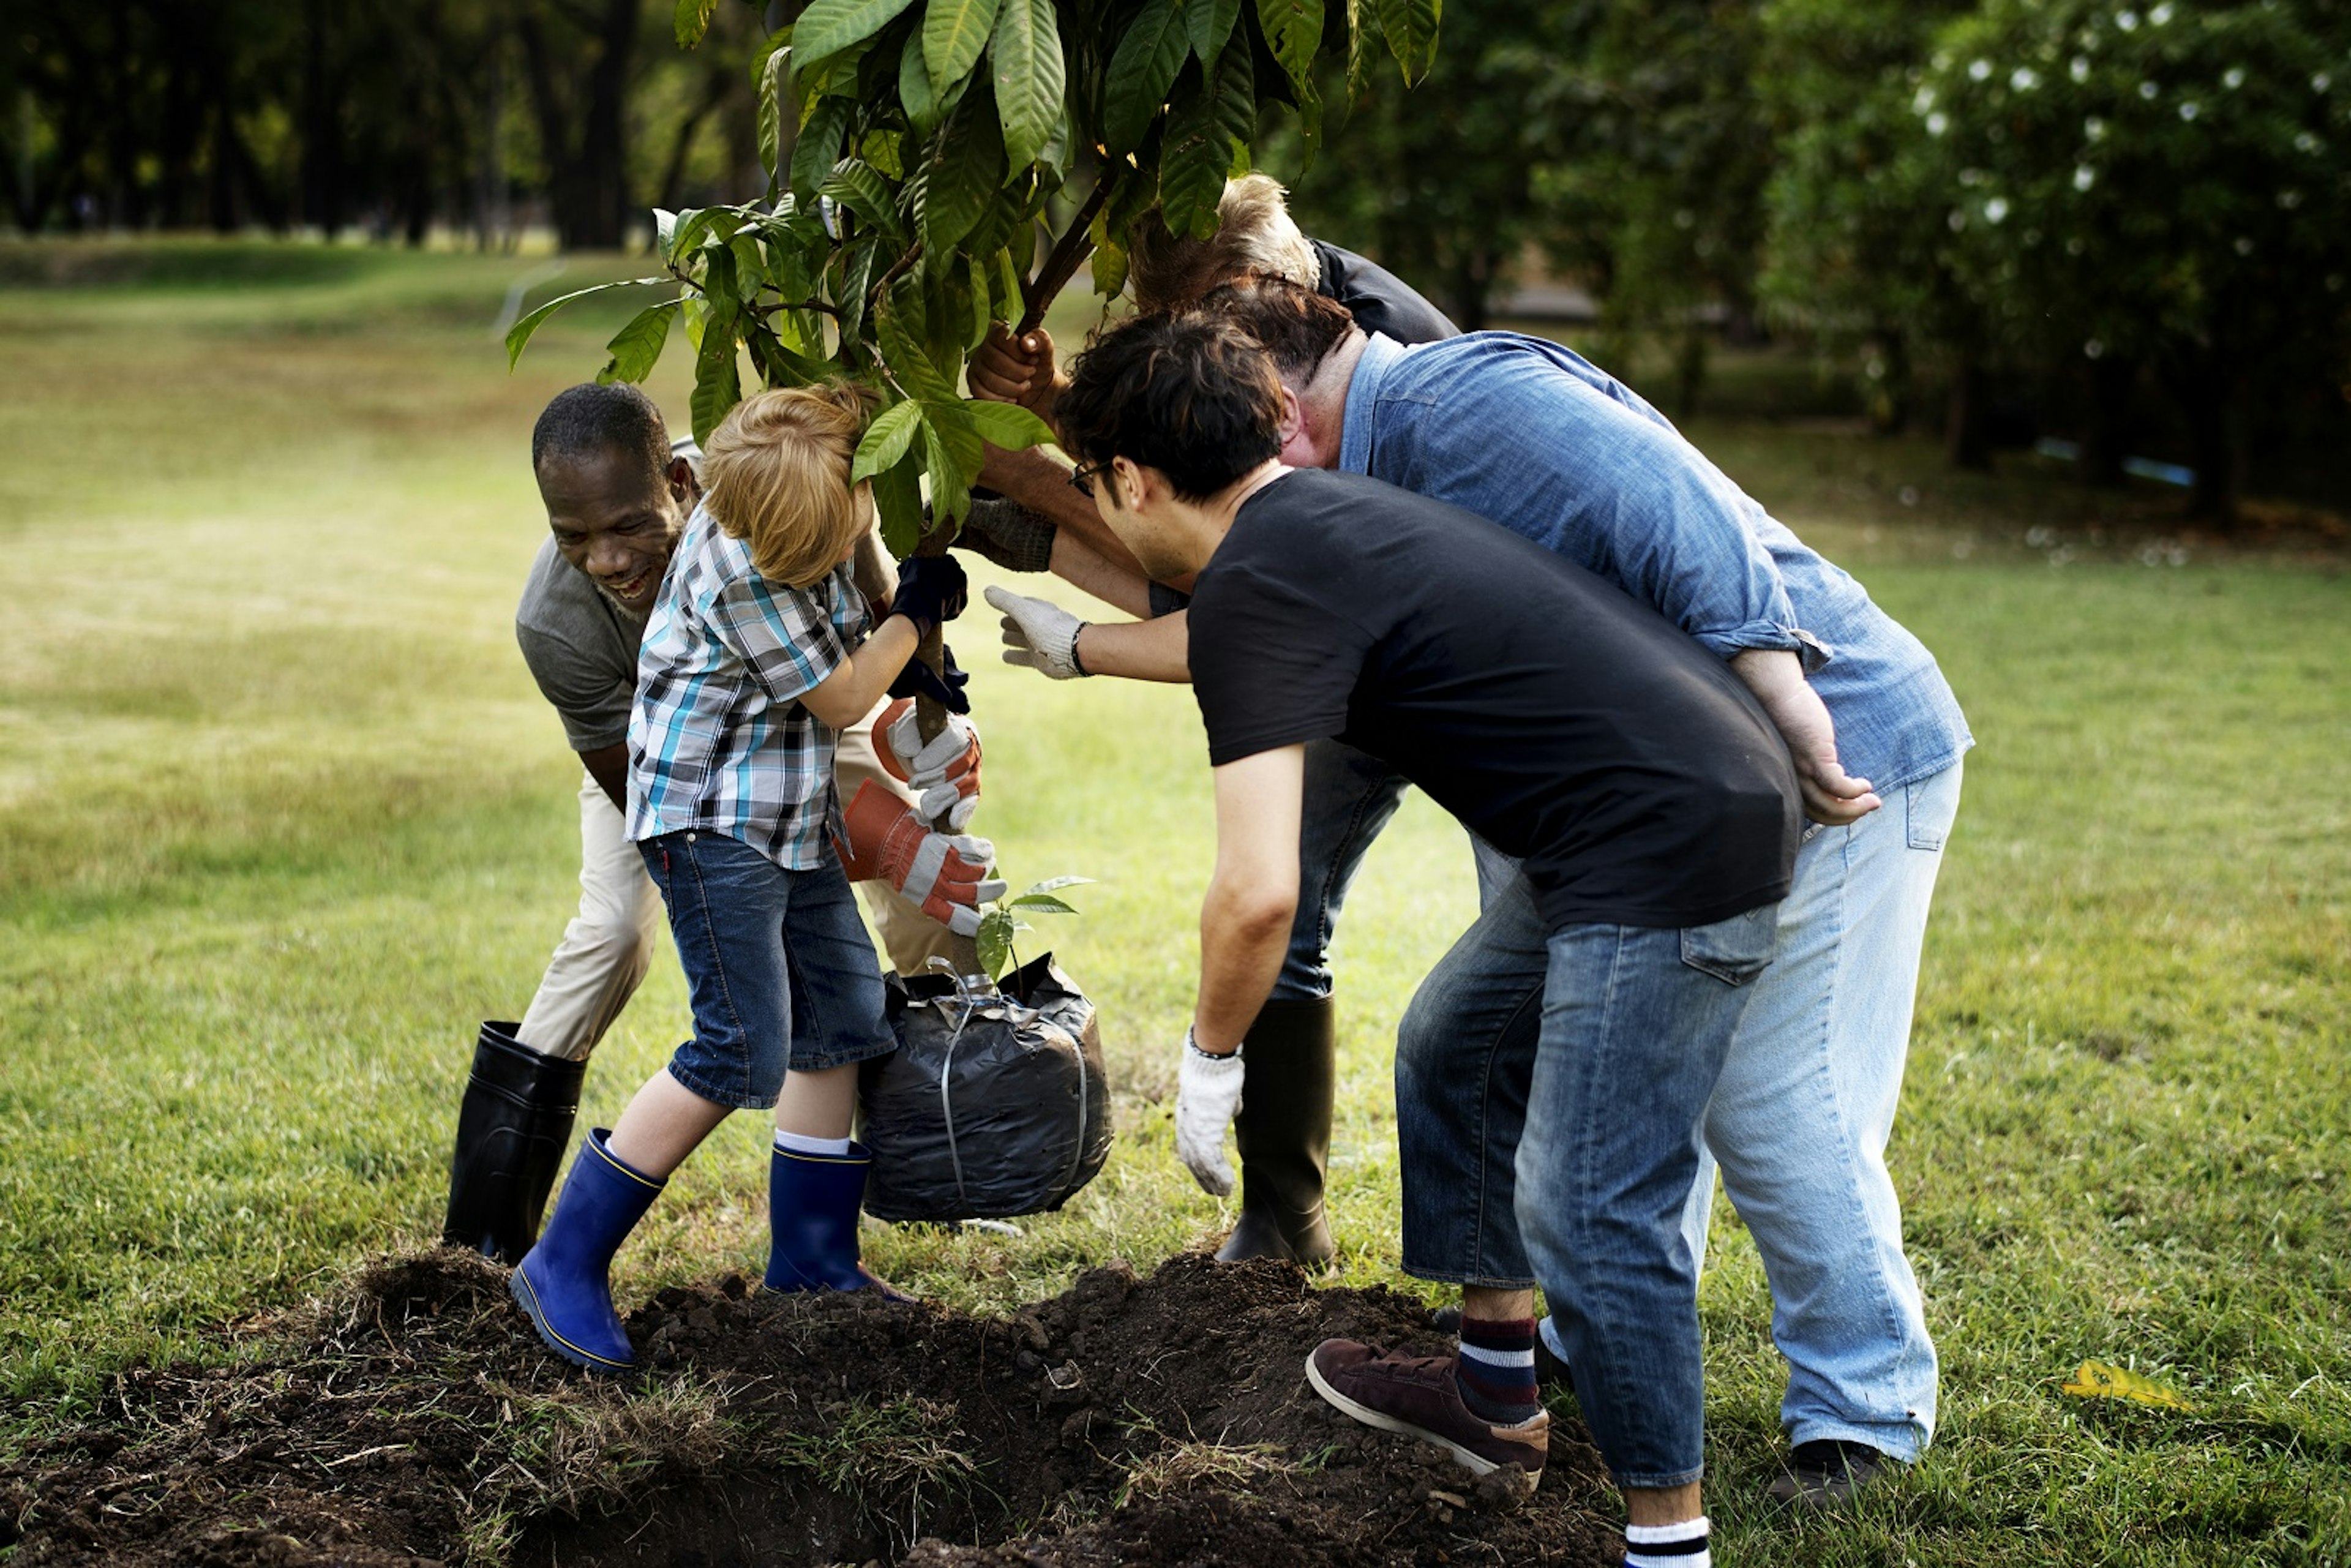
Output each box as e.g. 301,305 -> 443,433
1339,332 -> 1972,792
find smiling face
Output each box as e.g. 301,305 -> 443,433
536,446 -> 691,614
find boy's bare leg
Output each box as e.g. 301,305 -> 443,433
1461,1287 -> 1704,1529
606,1067 -> 732,1178
774,1062 -> 860,1142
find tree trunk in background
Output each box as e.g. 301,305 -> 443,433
300,0 -> 344,236
519,0 -> 643,250
2184,363 -> 2247,527
1946,352 -> 1993,471
2080,354 -> 2132,488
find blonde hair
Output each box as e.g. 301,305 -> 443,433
1127,174 -> 1321,312
702,383 -> 878,588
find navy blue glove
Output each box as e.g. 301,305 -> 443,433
890,555 -> 969,639
887,643 -> 972,715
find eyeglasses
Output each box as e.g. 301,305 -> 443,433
1067,459 -> 1109,499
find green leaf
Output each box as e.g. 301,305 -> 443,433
1160,48 -> 1254,237
899,29 -> 940,135
790,94 -> 855,201
991,0 -> 1066,169
819,159 -> 908,245
689,312 -> 744,446
961,398 -> 1057,451
1373,0 -> 1438,84
877,285 -> 960,404
596,298 -> 681,384
757,43 -> 792,195
962,249 -> 994,348
1188,0 -> 1240,64
916,84 -> 1006,257
743,324 -> 836,390
835,231 -> 882,351
790,0 -> 921,72
1004,892 -> 1079,914
921,397 -> 986,520
924,0 -> 1003,102
872,446 -> 926,558
503,277 -> 666,370
975,906 -> 1020,980
675,0 -> 719,48
1255,0 -> 1323,101
1104,0 -> 1191,156
852,399 -> 925,482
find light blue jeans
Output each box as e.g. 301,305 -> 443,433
1464,762 -> 1962,1461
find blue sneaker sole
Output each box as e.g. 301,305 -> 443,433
509,1264 -> 634,1374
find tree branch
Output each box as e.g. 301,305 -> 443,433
1017,167 -> 1121,334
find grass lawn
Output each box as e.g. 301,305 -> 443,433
1,239 -> 2345,1565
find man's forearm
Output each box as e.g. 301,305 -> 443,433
1049,530 -> 1154,617
1194,874 -> 1294,1052
1728,647 -> 1880,824
1074,612 -> 1191,683
978,443 -> 1167,586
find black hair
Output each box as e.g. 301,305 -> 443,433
530,383 -> 672,482
1195,279 -> 1357,383
1056,313 -> 1285,503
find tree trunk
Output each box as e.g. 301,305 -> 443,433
1945,352 -> 1993,471
2080,354 -> 2132,489
518,0 -> 643,250
2184,365 -> 2247,527
300,0 -> 344,236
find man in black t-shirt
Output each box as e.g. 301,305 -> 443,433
968,174 -> 1463,1271
1051,312 -> 1796,1550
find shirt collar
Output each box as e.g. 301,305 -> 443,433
1338,332 -> 1406,475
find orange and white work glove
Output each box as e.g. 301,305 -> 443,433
833,779 -> 1006,936
876,697 -> 983,831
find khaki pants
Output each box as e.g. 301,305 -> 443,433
514,702 -> 962,1060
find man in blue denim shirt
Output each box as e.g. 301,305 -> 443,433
1040,282 -> 1971,1504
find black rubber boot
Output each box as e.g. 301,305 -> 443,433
1215,996 -> 1337,1266
442,1021 -> 588,1265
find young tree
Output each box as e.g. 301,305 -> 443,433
509,0 -> 1442,732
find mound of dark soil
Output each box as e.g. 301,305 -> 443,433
2,1250 -> 1622,1567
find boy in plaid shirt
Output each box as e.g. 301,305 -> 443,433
512,384 -> 985,1372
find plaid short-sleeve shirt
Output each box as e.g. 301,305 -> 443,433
627,504 -> 872,869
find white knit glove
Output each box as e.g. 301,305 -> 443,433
1175,1029 -> 1246,1196
984,584 -> 1089,680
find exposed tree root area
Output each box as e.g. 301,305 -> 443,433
3,1250 -> 1625,1566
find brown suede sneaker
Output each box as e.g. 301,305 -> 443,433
1305,1338 -> 1549,1487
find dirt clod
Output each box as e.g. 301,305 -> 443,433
4,1249 -> 1622,1566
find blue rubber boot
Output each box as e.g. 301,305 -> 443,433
511,1129 -> 665,1372
765,1142 -> 907,1299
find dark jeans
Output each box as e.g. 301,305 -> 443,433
637,830 -> 896,1110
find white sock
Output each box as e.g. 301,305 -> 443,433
774,1130 -> 853,1157
1625,1515 -> 1710,1568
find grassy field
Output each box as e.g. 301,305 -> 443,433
1,239 -> 2346,1565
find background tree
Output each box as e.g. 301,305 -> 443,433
1756,0 -> 1980,445
1910,0 -> 2351,519
1282,0 -> 1572,331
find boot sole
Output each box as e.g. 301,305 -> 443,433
1303,1353 -> 1540,1492
510,1266 -> 634,1375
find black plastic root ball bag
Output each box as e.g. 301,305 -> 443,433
860,953 -> 1112,1222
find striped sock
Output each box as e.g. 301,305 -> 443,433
1455,1315 -> 1542,1425
1624,1516 -> 1710,1568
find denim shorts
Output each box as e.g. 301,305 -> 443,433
637,830 -> 896,1110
